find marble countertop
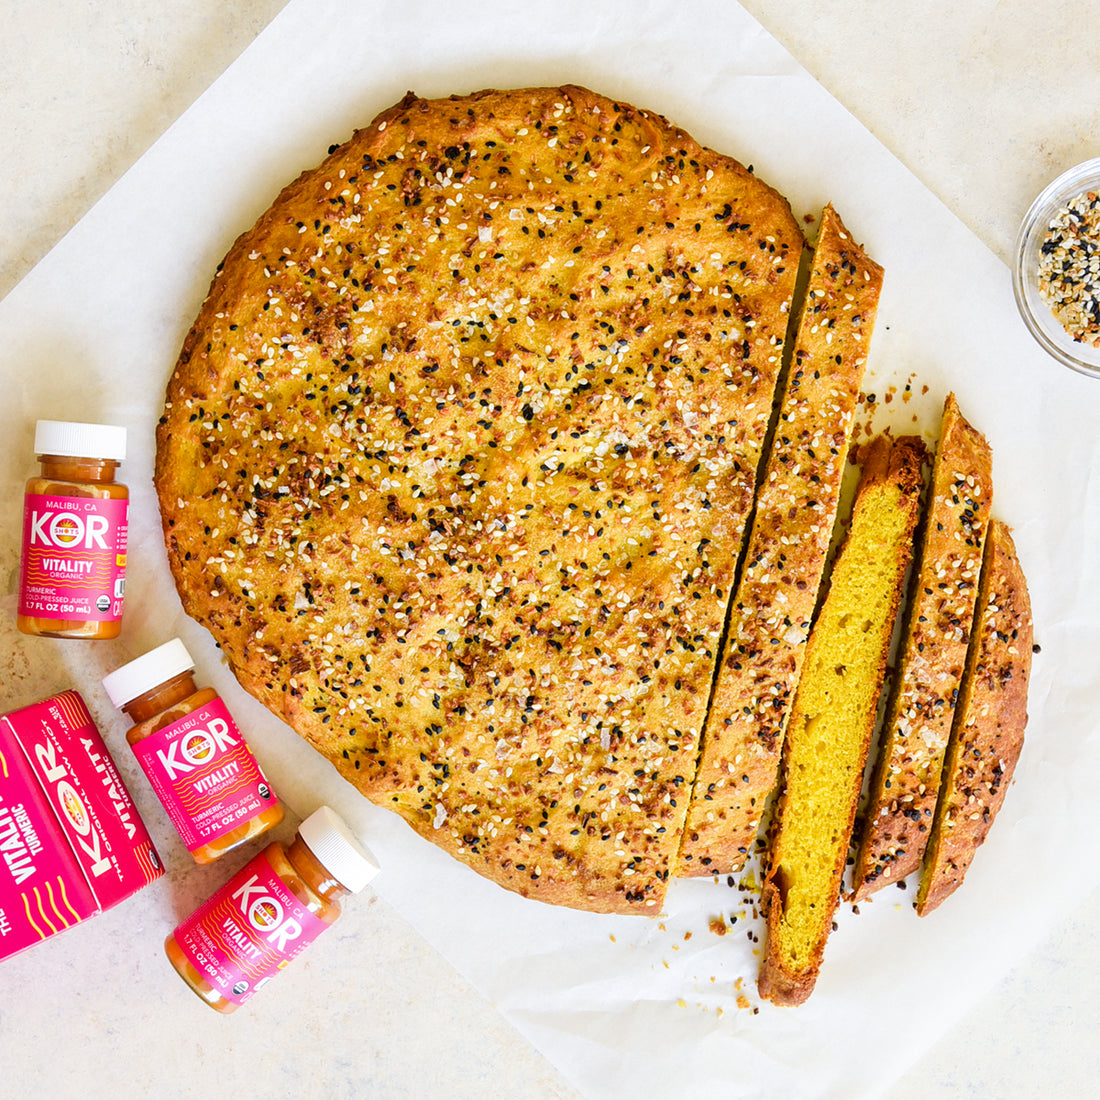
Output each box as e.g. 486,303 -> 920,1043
1,2 -> 1097,1096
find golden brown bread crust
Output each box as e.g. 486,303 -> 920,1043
758,436 -> 925,1005
852,394 -> 993,900
154,86 -> 804,913
916,520 -> 1032,916
677,204 -> 882,878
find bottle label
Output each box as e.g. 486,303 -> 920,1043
173,850 -> 329,1005
131,698 -> 278,852
18,493 -> 128,621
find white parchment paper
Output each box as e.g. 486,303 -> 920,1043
1,2 -> 1096,1097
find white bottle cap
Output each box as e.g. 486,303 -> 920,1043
102,638 -> 196,708
34,420 -> 127,462
297,806 -> 380,894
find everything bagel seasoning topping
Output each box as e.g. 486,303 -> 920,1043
1037,189 -> 1100,347
155,86 -> 806,913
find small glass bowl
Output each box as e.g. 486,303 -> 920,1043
1013,157 -> 1100,379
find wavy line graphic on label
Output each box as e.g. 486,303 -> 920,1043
25,556 -> 113,569
134,843 -> 162,884
27,546 -> 102,560
0,746 -> 9,779
22,893 -> 45,940
56,874 -> 83,924
25,548 -> 109,562
44,880 -> 71,930
54,692 -> 89,731
32,886 -> 58,936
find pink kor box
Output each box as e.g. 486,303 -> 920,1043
0,690 -> 164,963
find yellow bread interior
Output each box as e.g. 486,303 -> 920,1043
759,436 -> 925,1004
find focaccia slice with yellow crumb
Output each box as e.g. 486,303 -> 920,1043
758,436 -> 925,1005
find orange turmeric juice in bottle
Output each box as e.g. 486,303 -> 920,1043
102,638 -> 283,864
165,806 -> 379,1012
18,420 -> 129,639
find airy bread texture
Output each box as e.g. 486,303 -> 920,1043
852,394 -> 993,900
155,86 -> 804,913
758,436 -> 925,1006
677,203 -> 882,878
916,520 -> 1032,916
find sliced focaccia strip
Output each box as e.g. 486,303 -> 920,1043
758,436 -> 925,1006
916,520 -> 1032,916
677,204 -> 883,878
851,394 -> 992,900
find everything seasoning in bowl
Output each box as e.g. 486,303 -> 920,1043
1014,157 -> 1100,378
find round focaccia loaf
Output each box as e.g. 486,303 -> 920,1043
155,86 -> 803,913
